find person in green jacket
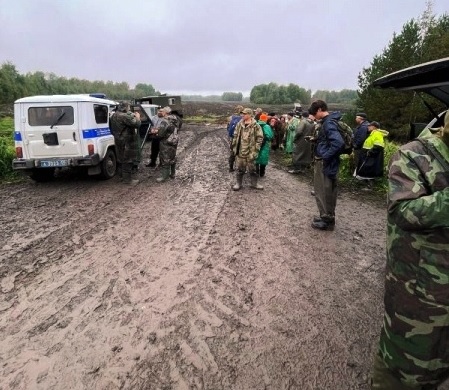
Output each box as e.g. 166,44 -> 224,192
255,113 -> 274,177
284,112 -> 300,154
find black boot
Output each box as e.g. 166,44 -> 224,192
311,216 -> 335,230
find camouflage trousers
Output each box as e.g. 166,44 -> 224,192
159,141 -> 177,167
114,133 -> 138,164
371,271 -> 449,389
235,155 -> 256,175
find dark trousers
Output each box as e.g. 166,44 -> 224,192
313,159 -> 337,220
150,138 -> 161,165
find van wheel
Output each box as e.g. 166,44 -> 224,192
100,149 -> 117,179
29,168 -> 55,182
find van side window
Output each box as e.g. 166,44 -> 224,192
28,106 -> 74,126
94,104 -> 108,124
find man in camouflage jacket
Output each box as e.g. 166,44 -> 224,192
371,111 -> 449,389
231,108 -> 264,190
150,106 -> 181,182
109,101 -> 141,185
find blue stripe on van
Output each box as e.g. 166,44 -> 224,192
82,127 -> 112,138
14,131 -> 22,141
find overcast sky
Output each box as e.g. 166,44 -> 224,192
0,0 -> 447,96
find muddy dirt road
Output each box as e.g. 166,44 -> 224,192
0,124 -> 418,389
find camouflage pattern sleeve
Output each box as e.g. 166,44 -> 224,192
255,122 -> 264,152
388,144 -> 449,230
372,135 -> 449,388
157,118 -> 175,139
122,112 -> 141,128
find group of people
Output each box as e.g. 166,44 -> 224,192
111,99 -> 449,388
227,102 -> 449,389
226,102 -> 391,230
109,102 -> 181,186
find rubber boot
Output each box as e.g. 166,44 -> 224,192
250,173 -> 263,190
156,166 -> 170,183
122,163 -> 139,186
170,163 -> 176,179
232,172 -> 244,191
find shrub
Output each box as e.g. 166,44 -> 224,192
0,116 -> 17,181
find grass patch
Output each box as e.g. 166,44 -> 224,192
273,140 -> 400,197
0,116 -> 20,181
184,114 -> 227,125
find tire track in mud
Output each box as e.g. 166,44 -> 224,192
0,124 -> 403,390
0,125 -> 248,389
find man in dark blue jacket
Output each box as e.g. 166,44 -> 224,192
308,100 -> 344,230
353,112 -> 370,169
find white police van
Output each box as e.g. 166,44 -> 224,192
12,94 -> 118,182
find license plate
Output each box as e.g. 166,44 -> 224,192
40,159 -> 69,167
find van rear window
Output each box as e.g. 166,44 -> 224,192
94,104 -> 108,124
28,106 -> 74,126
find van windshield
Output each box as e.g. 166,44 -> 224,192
29,106 -> 74,126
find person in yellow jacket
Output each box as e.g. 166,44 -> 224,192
355,121 -> 389,180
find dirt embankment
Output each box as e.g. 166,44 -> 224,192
2,123 -> 438,389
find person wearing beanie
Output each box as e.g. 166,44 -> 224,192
255,113 -> 274,177
353,112 -> 370,170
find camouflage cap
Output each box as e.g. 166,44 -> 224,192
241,108 -> 253,115
161,106 -> 172,114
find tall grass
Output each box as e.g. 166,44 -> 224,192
338,140 -> 399,192
0,117 -> 17,181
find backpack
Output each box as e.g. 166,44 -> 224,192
227,115 -> 241,138
332,119 -> 354,155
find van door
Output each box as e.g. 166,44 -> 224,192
23,103 -> 82,158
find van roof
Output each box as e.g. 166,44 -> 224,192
15,94 -> 117,105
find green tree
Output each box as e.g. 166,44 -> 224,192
0,62 -> 26,103
222,92 -> 243,101
357,4 -> 449,141
249,82 -> 311,104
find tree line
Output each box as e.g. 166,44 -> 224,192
0,64 -> 160,105
358,3 -> 449,140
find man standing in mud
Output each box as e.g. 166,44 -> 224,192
146,108 -> 164,168
370,111 -> 449,389
109,101 -> 141,185
308,100 -> 344,230
151,106 -> 180,182
231,108 -> 264,191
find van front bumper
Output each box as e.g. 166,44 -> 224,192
12,154 -> 101,170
